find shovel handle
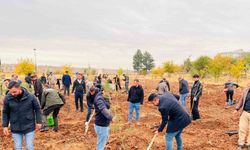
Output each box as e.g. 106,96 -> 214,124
146,133 -> 158,150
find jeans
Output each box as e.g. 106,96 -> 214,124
94,124 -> 110,150
128,102 -> 140,122
64,85 -> 70,96
180,93 -> 188,108
166,130 -> 183,150
12,131 -> 35,150
86,105 -> 93,122
75,92 -> 84,111
226,90 -> 234,105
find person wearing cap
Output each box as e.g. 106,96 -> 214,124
148,92 -> 191,150
62,71 -> 72,96
178,76 -> 189,108
127,79 -> 144,125
72,73 -> 86,112
2,81 -> 42,150
234,81 -> 250,150
93,89 -> 113,150
40,84 -> 65,132
190,74 -> 203,121
85,86 -> 99,125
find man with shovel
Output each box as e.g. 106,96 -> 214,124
148,92 -> 191,150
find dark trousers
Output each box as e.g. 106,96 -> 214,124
75,92 -> 84,112
115,83 -> 121,91
86,105 -> 93,122
191,97 -> 200,120
64,85 -> 70,96
226,90 -> 234,102
36,94 -> 42,104
43,105 -> 62,130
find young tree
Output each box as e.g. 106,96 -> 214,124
183,57 -> 192,73
151,67 -> 165,77
133,49 -> 144,72
14,58 -> 35,75
61,64 -> 73,74
163,61 -> 180,74
193,56 -> 212,78
209,54 -> 232,81
229,59 -> 246,82
117,68 -> 124,76
142,51 -> 155,72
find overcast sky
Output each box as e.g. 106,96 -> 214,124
0,0 -> 250,69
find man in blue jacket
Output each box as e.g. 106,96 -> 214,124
178,77 -> 189,108
94,90 -> 113,150
127,79 -> 144,125
2,81 -> 42,150
148,92 -> 191,150
62,71 -> 72,96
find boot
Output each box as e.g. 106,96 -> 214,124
53,117 -> 59,132
40,115 -> 49,132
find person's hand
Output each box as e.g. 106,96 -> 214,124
36,124 -> 42,130
193,97 -> 197,101
233,110 -> 238,114
154,130 -> 159,135
3,127 -> 9,136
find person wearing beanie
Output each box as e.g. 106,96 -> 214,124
148,92 -> 191,150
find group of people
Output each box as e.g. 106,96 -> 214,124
2,70 -> 250,150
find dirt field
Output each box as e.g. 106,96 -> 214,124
0,79 -> 243,150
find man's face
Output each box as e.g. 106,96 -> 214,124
151,97 -> 160,106
194,77 -> 199,81
133,81 -> 139,86
4,81 -> 9,87
9,87 -> 22,97
90,90 -> 95,95
77,75 -> 82,80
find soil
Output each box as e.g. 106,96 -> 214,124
0,79 -> 243,150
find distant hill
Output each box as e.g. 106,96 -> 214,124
219,49 -> 250,58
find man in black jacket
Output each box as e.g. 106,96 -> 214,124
32,75 -> 43,104
94,90 -> 113,150
127,79 -> 144,124
2,81 -> 42,150
72,73 -> 86,112
85,86 -> 99,124
190,74 -> 203,121
148,92 -> 191,150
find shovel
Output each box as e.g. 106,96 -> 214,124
84,112 -> 95,135
146,133 -> 158,150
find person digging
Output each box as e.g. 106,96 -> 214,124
148,92 -> 191,150
40,84 -> 65,132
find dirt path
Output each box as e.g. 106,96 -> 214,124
0,80 -> 242,150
